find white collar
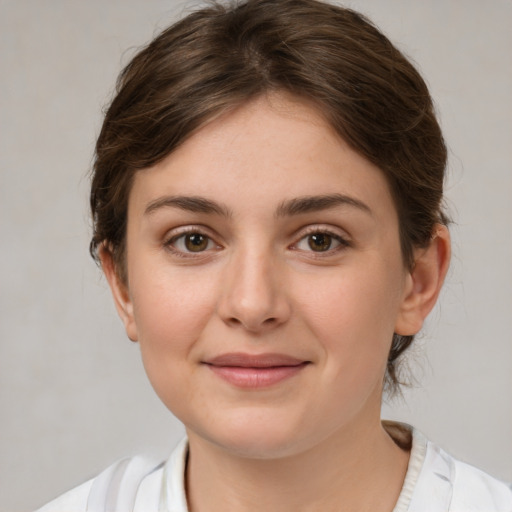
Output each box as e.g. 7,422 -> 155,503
160,424 -> 434,512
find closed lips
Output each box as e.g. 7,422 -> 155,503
203,353 -> 311,388
204,353 -> 310,368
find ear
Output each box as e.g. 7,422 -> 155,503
395,225 -> 451,336
99,246 -> 139,342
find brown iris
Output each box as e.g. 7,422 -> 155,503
184,233 -> 209,252
308,233 -> 332,252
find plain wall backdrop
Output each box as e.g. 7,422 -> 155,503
1,1 -> 511,510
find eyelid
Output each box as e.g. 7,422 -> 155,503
161,223 -> 351,259
290,225 -> 351,254
163,225 -> 222,257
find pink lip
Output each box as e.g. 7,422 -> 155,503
203,353 -> 310,388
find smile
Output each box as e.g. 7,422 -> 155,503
203,353 -> 311,388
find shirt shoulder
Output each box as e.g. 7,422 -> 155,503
34,456 -> 164,512
34,439 -> 189,512
390,424 -> 512,512
409,432 -> 512,512
450,456 -> 512,512
35,479 -> 93,512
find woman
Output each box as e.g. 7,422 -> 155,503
37,0 -> 512,510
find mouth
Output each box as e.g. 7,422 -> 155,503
202,353 -> 311,388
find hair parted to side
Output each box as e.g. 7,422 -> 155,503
90,0 -> 449,394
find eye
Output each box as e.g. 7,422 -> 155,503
306,233 -> 334,252
167,231 -> 217,254
294,231 -> 348,253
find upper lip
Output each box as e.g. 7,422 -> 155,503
204,353 -> 309,368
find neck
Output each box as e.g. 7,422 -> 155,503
185,419 -> 410,512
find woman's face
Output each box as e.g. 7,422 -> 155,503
112,95 -> 416,458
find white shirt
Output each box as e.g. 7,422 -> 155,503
37,426 -> 512,512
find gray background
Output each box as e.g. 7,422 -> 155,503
1,1 -> 511,511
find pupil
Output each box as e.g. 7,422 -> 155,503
308,233 -> 331,251
185,233 -> 207,252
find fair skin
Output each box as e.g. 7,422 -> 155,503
102,94 -> 450,512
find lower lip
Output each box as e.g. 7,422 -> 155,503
206,363 -> 309,388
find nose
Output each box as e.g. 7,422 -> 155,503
217,246 -> 291,333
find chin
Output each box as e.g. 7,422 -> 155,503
211,431 -> 304,460
184,407 -> 311,460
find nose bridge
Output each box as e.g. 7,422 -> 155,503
218,239 -> 289,331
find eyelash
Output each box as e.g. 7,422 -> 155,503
291,228 -> 351,256
163,226 -> 351,258
164,227 -> 221,259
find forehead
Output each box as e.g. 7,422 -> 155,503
128,94 -> 396,220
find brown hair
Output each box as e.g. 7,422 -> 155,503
90,0 -> 448,393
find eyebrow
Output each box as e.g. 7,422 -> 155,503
144,195 -> 232,217
275,194 -> 372,217
144,193 -> 372,218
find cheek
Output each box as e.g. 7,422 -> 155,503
131,259 -> 216,336
128,265 -> 217,389
295,261 -> 404,371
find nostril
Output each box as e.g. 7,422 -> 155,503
217,279 -> 291,332
225,315 -> 279,332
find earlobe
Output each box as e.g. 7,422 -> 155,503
99,246 -> 139,342
395,225 -> 451,336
